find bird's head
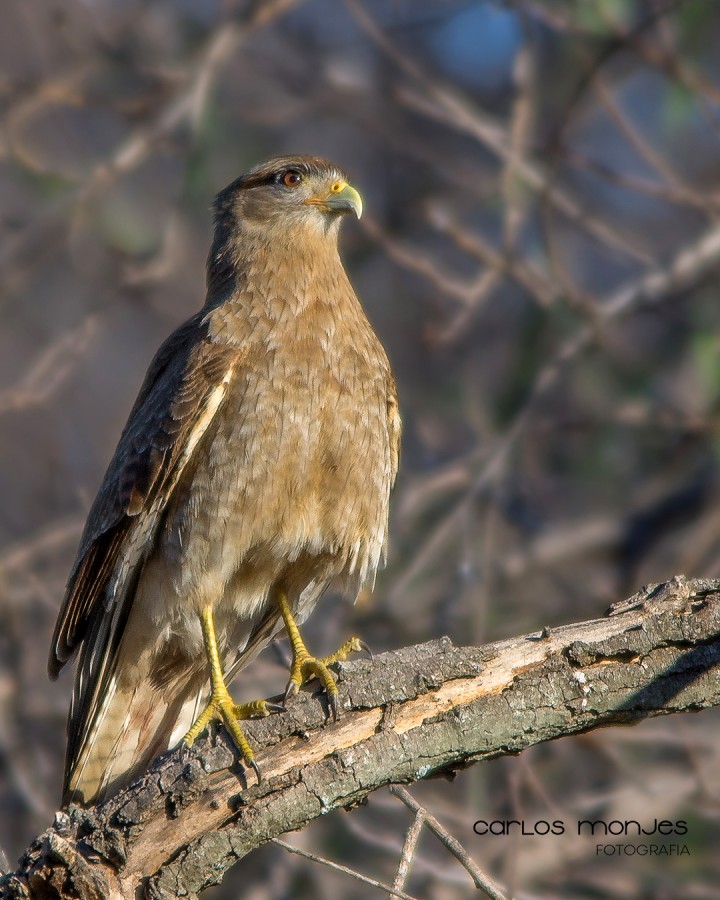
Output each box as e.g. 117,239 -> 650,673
214,155 -> 362,242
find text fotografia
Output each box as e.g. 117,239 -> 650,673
596,844 -> 689,856
472,819 -> 688,837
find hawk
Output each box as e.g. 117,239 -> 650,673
49,156 -> 401,805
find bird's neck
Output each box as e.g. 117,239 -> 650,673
204,224 -> 363,336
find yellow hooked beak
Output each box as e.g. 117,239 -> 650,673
305,181 -> 363,219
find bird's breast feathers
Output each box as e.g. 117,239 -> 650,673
160,310 -> 394,603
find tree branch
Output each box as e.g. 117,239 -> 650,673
4,575 -> 720,899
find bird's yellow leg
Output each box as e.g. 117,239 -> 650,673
277,589 -> 367,720
183,606 -> 280,779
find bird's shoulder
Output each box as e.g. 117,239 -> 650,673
93,311 -> 242,527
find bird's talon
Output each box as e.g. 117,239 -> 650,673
358,640 -> 373,661
250,758 -> 261,783
284,679 -> 300,706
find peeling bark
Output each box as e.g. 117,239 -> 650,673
3,575 -> 720,899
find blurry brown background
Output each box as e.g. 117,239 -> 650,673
2,1 -> 720,897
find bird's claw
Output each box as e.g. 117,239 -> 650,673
182,692 -> 284,783
278,593 -> 366,723
283,678 -> 300,707
327,689 -> 340,721
283,636 -> 369,720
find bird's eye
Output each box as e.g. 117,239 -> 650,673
282,170 -> 303,187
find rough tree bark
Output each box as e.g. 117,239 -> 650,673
2,575 -> 720,899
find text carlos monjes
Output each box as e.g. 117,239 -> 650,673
472,819 -> 688,836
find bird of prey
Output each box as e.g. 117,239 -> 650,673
49,155 -> 401,806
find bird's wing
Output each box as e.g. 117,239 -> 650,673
48,312 -> 238,786
387,372 -> 401,490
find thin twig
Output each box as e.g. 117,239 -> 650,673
0,518 -> 84,581
591,69 -> 713,215
391,811 -> 424,897
390,786 -> 509,900
0,317 -> 99,416
390,217 -> 720,600
342,807 -> 484,889
343,0 -> 652,265
272,838 -> 421,900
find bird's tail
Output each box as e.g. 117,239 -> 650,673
64,664 -> 205,806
